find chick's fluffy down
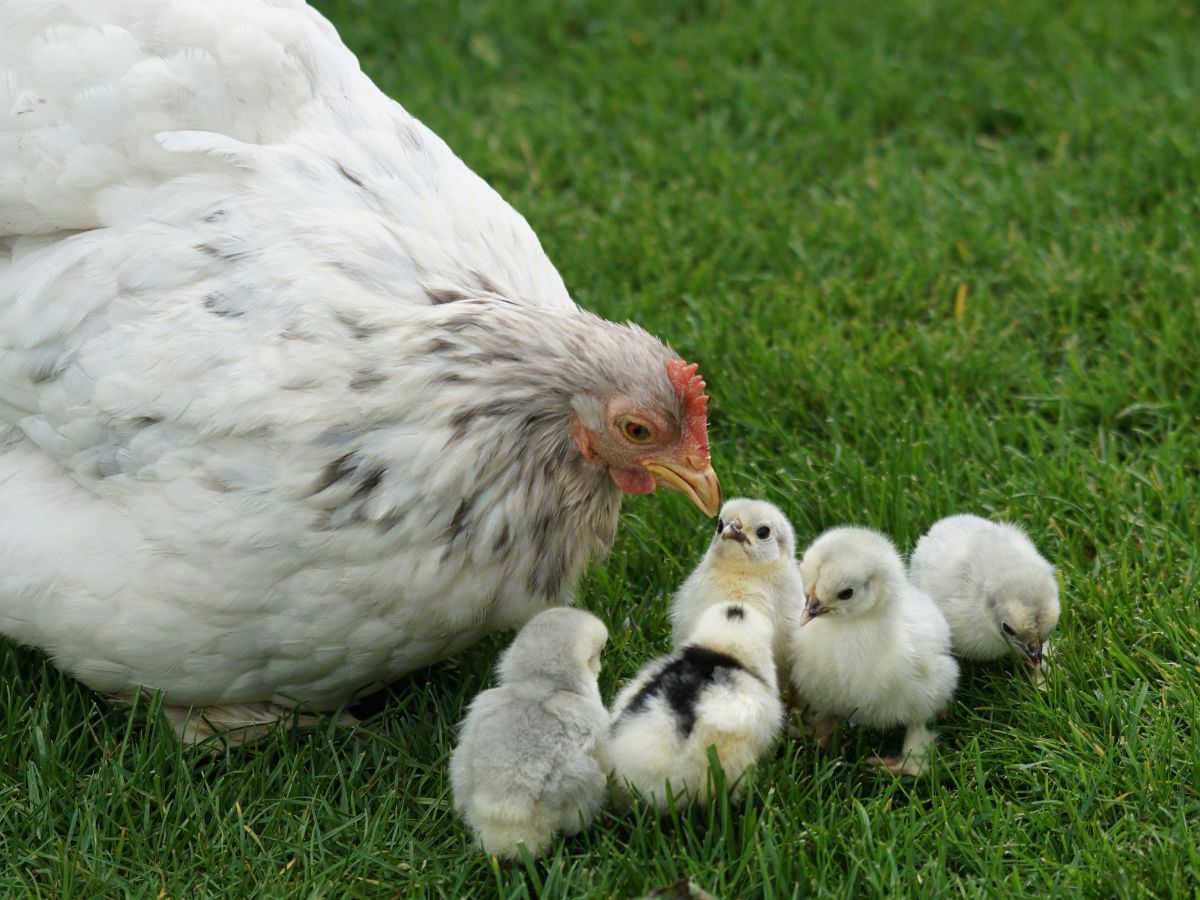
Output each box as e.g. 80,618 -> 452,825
670,497 -> 805,678
605,602 -> 783,810
909,514 -> 1060,666
788,526 -> 958,775
450,608 -> 608,858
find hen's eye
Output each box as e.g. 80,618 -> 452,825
621,418 -> 654,443
1001,621 -> 1016,636
716,518 -> 724,533
756,525 -> 771,540
836,587 -> 854,601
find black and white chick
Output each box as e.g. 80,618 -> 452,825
789,526 -> 959,776
669,498 -> 805,678
909,514 -> 1060,686
450,607 -> 609,859
605,602 -> 784,810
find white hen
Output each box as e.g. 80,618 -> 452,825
0,0 -> 720,742
789,526 -> 958,776
909,514 -> 1060,681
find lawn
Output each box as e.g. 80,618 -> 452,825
2,0 -> 1198,896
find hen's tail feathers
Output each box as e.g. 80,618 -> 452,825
159,702 -> 360,749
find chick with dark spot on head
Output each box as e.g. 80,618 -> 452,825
603,601 -> 783,810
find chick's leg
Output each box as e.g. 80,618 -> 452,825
869,722 -> 935,777
793,710 -> 840,749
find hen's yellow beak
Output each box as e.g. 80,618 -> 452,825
643,460 -> 721,517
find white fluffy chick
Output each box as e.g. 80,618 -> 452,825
450,607 -> 609,859
670,498 -> 805,678
789,527 -> 959,776
909,514 -> 1060,683
606,602 -> 783,810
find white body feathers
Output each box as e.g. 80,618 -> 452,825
449,608 -> 609,858
0,0 -> 688,731
606,602 -> 783,809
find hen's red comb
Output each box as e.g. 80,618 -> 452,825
667,359 -> 709,417
667,359 -> 711,462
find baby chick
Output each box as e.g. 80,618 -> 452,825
606,602 -> 784,810
449,607 -> 609,859
789,526 -> 958,776
909,514 -> 1060,684
670,497 -> 805,677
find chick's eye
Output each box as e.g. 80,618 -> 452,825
1001,622 -> 1016,636
620,418 -> 654,443
716,518 -> 724,533
836,587 -> 854,601
756,526 -> 771,540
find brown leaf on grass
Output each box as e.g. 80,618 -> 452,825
954,283 -> 969,319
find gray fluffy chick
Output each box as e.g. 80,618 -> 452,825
909,514 -> 1060,683
450,607 -> 609,859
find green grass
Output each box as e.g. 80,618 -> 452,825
3,0 -> 1199,895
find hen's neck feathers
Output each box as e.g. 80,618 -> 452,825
304,300 -> 674,609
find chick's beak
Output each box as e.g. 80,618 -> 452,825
1023,640 -> 1043,668
643,458 -> 721,517
720,521 -> 748,544
798,594 -> 826,628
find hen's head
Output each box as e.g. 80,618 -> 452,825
569,359 -> 720,516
